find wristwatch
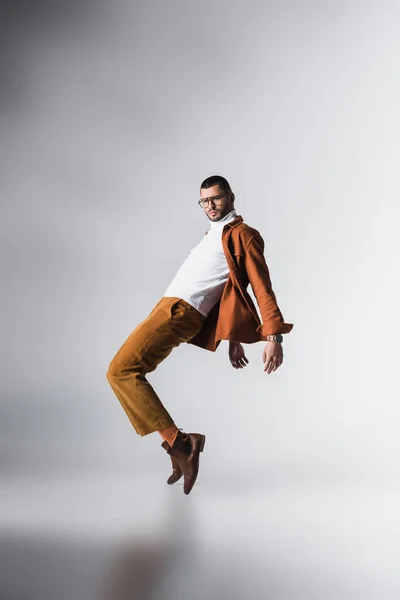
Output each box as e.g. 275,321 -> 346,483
266,334 -> 283,343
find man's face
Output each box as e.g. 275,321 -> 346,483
199,185 -> 235,222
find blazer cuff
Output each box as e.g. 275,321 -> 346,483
256,322 -> 294,336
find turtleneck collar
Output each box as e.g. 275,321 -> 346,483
209,208 -> 238,230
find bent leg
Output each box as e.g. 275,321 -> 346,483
106,297 -> 205,436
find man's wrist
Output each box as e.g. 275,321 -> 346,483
266,334 -> 283,343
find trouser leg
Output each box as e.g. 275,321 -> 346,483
106,297 -> 206,436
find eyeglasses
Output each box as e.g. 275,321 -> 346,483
198,192 -> 230,208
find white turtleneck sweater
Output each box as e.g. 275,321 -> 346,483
164,209 -> 238,317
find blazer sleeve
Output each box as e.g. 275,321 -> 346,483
244,233 -> 294,336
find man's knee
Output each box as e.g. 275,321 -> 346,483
106,352 -> 143,381
106,357 -> 119,381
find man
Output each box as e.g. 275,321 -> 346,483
107,175 -> 293,495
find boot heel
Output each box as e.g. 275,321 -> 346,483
199,435 -> 206,452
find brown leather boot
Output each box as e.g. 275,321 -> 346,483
161,430 -> 206,495
167,455 -> 183,485
166,427 -> 184,484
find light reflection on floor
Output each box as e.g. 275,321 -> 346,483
1,471 -> 400,600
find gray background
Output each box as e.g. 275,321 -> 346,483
1,1 -> 400,598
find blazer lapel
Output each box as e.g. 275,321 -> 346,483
222,221 -> 262,325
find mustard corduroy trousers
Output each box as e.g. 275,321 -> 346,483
106,296 -> 206,436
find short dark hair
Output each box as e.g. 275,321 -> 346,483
200,175 -> 232,194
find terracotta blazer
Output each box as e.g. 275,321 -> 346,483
187,214 -> 293,352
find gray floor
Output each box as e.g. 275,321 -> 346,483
2,467 -> 400,600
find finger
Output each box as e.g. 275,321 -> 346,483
265,359 -> 274,373
271,359 -> 281,372
269,361 -> 275,373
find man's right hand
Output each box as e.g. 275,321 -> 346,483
228,341 -> 249,369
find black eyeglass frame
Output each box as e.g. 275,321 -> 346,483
197,191 -> 230,208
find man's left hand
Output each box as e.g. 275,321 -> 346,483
262,341 -> 283,373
